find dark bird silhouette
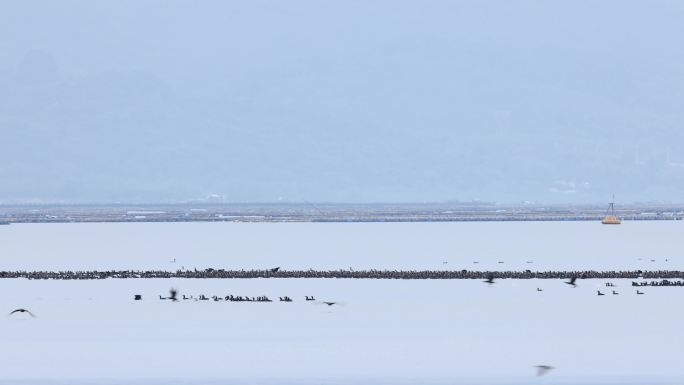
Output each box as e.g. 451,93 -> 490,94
271,267 -> 280,273
597,290 -> 605,296
484,273 -> 495,285
612,291 -> 619,295
535,365 -> 554,376
134,295 -> 142,301
322,301 -> 338,306
169,288 -> 178,302
636,290 -> 645,295
9,308 -> 35,317
537,288 -> 543,292
305,296 -> 316,301
565,276 -> 577,287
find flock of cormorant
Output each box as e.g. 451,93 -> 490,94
9,270 -> 673,380
138,289 -> 336,305
2,268 -> 684,280
632,279 -> 684,287
484,274 -> 652,295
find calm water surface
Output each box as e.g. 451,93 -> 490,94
0,221 -> 682,271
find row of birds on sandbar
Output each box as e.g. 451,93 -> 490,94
145,289 -> 340,306
595,290 -> 645,295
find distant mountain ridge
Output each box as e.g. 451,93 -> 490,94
1,1 -> 683,203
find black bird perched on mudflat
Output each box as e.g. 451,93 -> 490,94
597,290 -> 605,296
636,290 -> 645,295
535,365 -> 554,376
612,290 -> 619,295
565,276 -> 577,287
9,308 -> 36,317
484,273 -> 495,285
537,288 -> 543,292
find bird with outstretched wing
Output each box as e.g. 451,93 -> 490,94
169,288 -> 178,301
535,365 -> 554,376
9,308 -> 36,318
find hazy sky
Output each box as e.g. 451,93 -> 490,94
1,1 -> 683,203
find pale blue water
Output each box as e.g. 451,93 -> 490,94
1,222 -> 683,383
1,221 -> 683,271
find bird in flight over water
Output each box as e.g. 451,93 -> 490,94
9,309 -> 36,317
318,301 -> 343,307
535,365 -> 554,376
565,276 -> 577,287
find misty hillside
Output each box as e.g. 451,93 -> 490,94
1,1 -> 683,203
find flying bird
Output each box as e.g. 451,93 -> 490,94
565,276 -> 577,287
9,308 -> 35,317
322,301 -> 339,306
271,267 -> 280,273
535,365 -> 554,376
